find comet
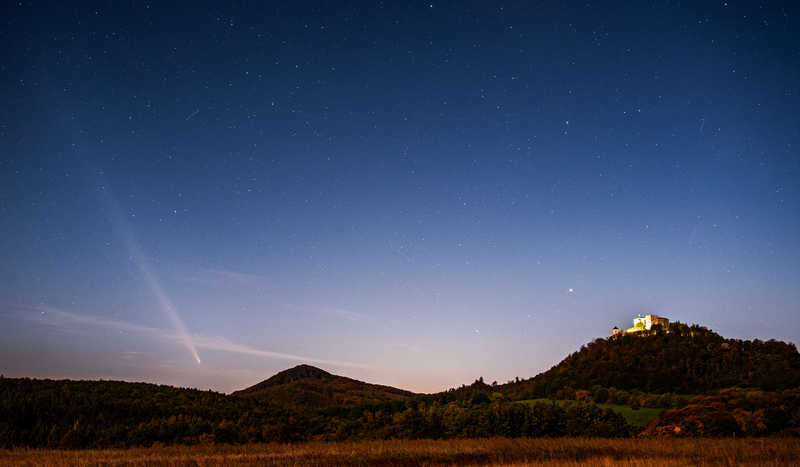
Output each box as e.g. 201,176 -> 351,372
96,179 -> 201,363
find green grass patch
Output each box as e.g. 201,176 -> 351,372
594,403 -> 662,426
519,399 -> 662,426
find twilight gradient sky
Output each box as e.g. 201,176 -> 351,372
1,1 -> 798,394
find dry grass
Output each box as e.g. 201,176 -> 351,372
1,438 -> 799,467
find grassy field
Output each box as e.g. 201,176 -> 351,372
0,438 -> 800,467
520,399 -> 662,426
2,438 -> 799,466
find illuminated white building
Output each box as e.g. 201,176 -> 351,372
612,314 -> 669,336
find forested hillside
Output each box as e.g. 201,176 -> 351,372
232,364 -> 415,408
504,323 -> 800,399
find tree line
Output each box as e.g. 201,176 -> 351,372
640,387 -> 800,438
0,377 -> 629,448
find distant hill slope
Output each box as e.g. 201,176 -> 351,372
505,323 -> 800,398
231,364 -> 416,408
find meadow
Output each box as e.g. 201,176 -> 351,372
520,399 -> 662,426
2,437 -> 799,467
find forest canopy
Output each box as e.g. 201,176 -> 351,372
2,322 -> 798,448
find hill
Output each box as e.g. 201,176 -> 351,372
501,322 -> 800,400
231,364 -> 416,408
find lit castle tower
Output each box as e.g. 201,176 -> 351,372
612,314 -> 669,336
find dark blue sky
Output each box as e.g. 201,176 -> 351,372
2,1 -> 798,393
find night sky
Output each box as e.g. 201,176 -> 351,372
1,1 -> 798,394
